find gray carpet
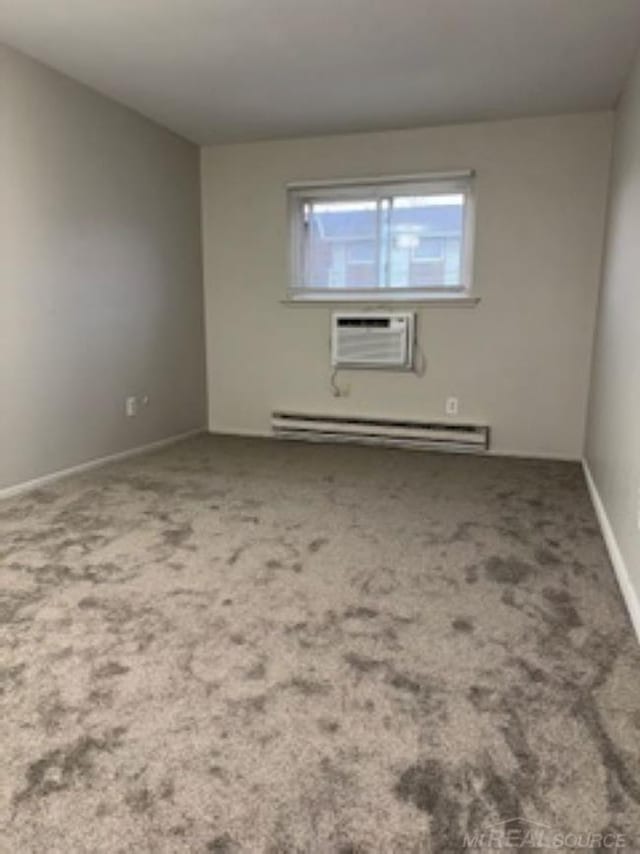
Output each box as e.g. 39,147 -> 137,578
1,435 -> 639,853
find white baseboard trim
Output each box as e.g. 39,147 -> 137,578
209,426 -> 271,439
583,459 -> 640,644
0,428 -> 205,502
489,448 -> 580,462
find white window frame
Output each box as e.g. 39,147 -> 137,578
287,171 -> 476,303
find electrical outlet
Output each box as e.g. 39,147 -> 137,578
141,395 -> 150,407
445,396 -> 459,416
125,396 -> 137,417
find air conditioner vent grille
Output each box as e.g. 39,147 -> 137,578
336,331 -> 407,364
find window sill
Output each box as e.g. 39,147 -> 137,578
281,294 -> 480,308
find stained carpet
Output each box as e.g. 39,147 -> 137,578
1,435 -> 639,853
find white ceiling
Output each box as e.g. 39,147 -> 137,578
1,0 -> 640,144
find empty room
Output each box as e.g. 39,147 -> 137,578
2,1 -> 640,851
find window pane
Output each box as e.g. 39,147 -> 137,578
388,194 -> 464,288
305,200 -> 379,289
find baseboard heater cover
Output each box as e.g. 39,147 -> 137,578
271,412 -> 489,453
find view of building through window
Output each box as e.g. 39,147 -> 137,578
299,191 -> 467,292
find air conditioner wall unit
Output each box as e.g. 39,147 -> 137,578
331,312 -> 414,370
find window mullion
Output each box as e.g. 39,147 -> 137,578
375,200 -> 382,289
380,197 -> 392,289
302,201 -> 311,288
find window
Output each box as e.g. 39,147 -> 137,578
288,173 -> 475,301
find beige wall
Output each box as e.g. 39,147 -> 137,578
0,46 -> 206,490
586,48 -> 640,597
201,113 -> 612,458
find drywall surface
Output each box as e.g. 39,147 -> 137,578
201,112 -> 612,458
0,46 -> 206,489
586,47 -> 640,600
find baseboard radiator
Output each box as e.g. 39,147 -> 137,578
271,412 -> 490,453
